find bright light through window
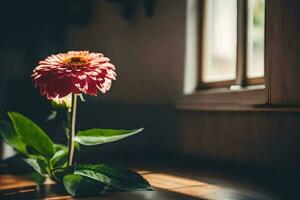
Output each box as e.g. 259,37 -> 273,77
201,0 -> 265,85
247,0 -> 265,78
202,0 -> 237,83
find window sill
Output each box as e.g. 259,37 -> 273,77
177,85 -> 300,112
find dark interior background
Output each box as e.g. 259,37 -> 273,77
0,0 -> 183,160
1,0 -> 300,173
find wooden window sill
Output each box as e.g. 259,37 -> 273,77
176,86 -> 300,112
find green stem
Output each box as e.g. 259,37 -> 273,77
67,93 -> 77,166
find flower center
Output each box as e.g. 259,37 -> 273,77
64,56 -> 86,69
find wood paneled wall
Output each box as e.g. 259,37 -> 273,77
179,111 -> 300,169
266,0 -> 300,104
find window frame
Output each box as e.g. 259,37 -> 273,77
198,0 -> 265,90
179,0 -> 300,111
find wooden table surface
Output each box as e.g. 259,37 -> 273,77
0,167 -> 278,200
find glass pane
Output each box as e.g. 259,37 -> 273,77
247,0 -> 265,78
202,0 -> 237,83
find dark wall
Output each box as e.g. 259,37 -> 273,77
179,111 -> 300,170
0,0 -> 98,119
0,0 -> 185,157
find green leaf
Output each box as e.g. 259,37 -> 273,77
46,111 -> 57,122
74,169 -> 111,185
78,94 -> 86,102
54,143 -> 68,151
8,112 -> 55,159
63,174 -> 106,197
23,158 -> 48,175
51,166 -> 73,182
27,172 -> 47,185
3,155 -> 39,174
51,144 -> 68,168
0,121 -> 27,154
50,149 -> 67,168
75,164 -> 152,191
75,128 -> 144,146
75,142 -> 80,151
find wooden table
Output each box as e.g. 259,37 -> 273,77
0,167 -> 277,200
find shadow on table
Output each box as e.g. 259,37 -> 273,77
0,184 -> 207,200
0,184 -> 67,200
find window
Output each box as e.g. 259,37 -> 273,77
199,0 -> 265,89
180,0 -> 300,109
248,0 -> 265,79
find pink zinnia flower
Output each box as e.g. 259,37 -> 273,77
32,51 -> 116,99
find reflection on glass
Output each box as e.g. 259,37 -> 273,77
247,0 -> 265,78
202,0 -> 237,83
